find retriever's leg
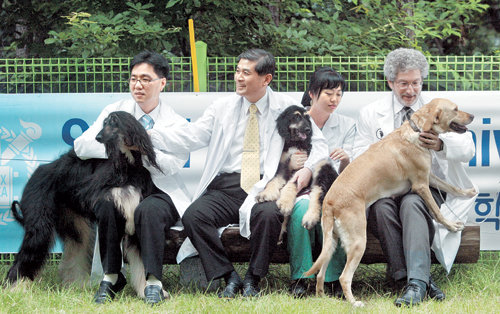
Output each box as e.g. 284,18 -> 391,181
336,214 -> 366,307
429,173 -> 476,197
413,183 -> 464,232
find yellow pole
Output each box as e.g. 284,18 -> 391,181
188,19 -> 200,92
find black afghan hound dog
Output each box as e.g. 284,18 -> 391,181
256,105 -> 339,243
6,111 -> 158,297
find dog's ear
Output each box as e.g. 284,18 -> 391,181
421,106 -> 442,132
277,109 -> 291,138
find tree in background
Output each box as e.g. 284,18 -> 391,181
0,0 -> 498,58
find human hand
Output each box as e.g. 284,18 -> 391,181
419,131 -> 443,151
289,151 -> 307,170
329,148 -> 349,163
291,167 -> 312,192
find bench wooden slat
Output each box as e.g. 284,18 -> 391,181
163,225 -> 480,265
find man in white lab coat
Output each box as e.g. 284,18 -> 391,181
151,49 -> 328,298
354,48 -> 477,307
74,51 -> 191,304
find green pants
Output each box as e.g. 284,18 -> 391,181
287,199 -> 346,282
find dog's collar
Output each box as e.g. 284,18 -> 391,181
409,118 -> 421,133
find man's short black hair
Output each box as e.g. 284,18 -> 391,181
237,48 -> 275,79
130,50 -> 170,79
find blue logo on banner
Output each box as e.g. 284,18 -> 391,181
469,118 -> 500,167
475,192 -> 500,230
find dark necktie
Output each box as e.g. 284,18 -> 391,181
401,107 -> 413,126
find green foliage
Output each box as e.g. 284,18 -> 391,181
1,0 -> 498,58
258,0 -> 491,56
43,4 -> 181,58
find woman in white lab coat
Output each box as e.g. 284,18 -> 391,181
287,67 -> 356,297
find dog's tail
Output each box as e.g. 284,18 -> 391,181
304,221 -> 336,277
11,201 -> 24,225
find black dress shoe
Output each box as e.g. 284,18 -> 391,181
394,280 -> 427,307
144,285 -> 166,305
242,280 -> 260,298
325,280 -> 343,299
218,278 -> 243,299
428,277 -> 445,301
289,279 -> 308,298
93,272 -> 127,304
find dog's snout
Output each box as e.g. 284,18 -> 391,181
95,132 -> 103,143
305,126 -> 312,135
469,113 -> 474,122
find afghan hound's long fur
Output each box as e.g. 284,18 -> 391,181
256,105 -> 339,243
6,111 -> 159,297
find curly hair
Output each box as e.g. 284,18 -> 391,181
383,48 -> 429,81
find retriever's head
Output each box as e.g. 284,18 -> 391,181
411,98 -> 474,134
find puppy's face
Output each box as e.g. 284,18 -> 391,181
277,105 -> 312,142
415,98 -> 474,134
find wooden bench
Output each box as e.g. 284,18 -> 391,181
163,224 -> 480,264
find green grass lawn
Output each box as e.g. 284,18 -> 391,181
1,252 -> 498,313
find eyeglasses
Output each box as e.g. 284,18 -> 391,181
128,77 -> 162,87
394,80 -> 423,89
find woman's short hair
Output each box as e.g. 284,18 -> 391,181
301,67 -> 345,107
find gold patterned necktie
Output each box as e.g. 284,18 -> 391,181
240,104 -> 260,193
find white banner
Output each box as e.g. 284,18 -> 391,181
0,91 -> 498,251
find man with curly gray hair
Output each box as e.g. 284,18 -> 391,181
353,48 -> 475,307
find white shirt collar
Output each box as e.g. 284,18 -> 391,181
243,91 -> 268,115
134,100 -> 161,122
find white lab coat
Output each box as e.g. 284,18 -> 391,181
320,112 -> 356,172
150,87 -> 329,262
73,98 -> 192,215
353,93 -> 477,272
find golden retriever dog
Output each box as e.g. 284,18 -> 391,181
303,98 -> 476,307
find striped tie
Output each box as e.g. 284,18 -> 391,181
401,107 -> 413,126
240,104 -> 260,193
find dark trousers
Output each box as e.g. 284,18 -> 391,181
366,187 -> 445,284
94,187 -> 179,280
182,173 -> 283,281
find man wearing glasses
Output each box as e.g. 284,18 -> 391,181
353,48 -> 475,306
74,50 -> 191,304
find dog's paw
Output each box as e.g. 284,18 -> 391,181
302,211 -> 320,230
464,188 -> 478,197
352,301 -> 365,307
256,189 -> 280,203
447,221 -> 465,232
277,198 -> 294,216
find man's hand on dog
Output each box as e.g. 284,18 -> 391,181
290,151 -> 307,170
291,167 -> 312,192
419,131 -> 443,151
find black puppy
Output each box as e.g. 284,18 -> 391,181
6,111 -> 158,297
256,105 -> 338,243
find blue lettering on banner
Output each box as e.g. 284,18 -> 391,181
62,118 -> 89,146
469,117 -> 500,167
475,192 -> 500,230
